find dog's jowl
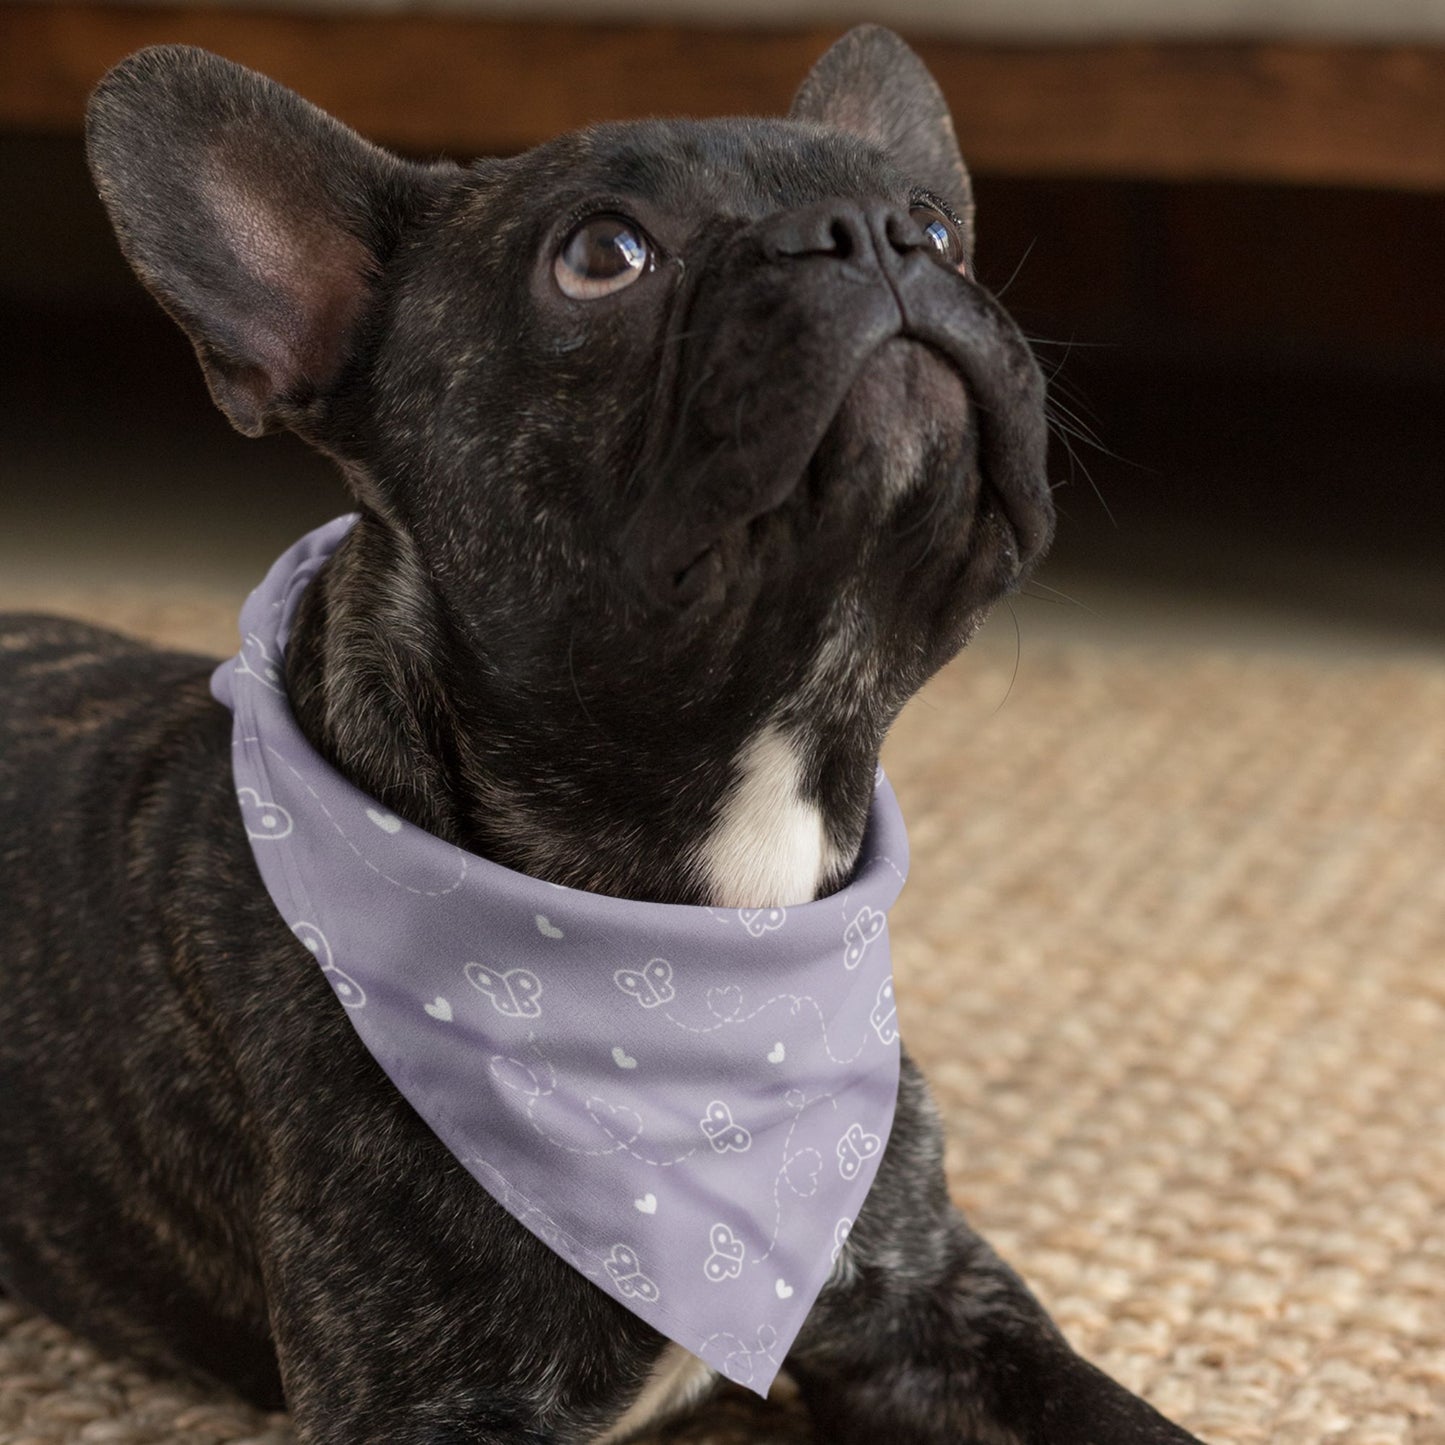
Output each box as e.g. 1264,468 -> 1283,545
0,27 -> 1203,1445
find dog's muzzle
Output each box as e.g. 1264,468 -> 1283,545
621,197 -> 1053,610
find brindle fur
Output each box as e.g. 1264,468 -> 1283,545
0,29 -> 1202,1445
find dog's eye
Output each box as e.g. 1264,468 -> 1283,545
554,215 -> 651,299
910,203 -> 966,275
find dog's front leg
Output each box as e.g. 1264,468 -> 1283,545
252,1181 -> 663,1445
785,1057 -> 1203,1445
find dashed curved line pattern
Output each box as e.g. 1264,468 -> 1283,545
238,737 -> 469,897
664,992 -> 870,1066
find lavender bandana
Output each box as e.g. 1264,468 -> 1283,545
211,517 -> 908,1394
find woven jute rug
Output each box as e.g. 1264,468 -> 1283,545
1,580 -> 1442,1445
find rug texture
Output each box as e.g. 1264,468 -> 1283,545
1,582 -> 1442,1445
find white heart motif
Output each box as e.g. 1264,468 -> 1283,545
535,914 -> 564,939
767,1041 -> 786,1064
424,996 -> 453,1022
706,985 -> 743,1020
634,1193 -> 658,1215
366,808 -> 402,834
775,1279 -> 794,1299
612,1046 -> 638,1070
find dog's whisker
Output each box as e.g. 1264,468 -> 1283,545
988,235 -> 1037,301
990,597 -> 1023,715
1021,579 -> 1096,614
566,627 -> 601,732
1049,424 -> 1118,530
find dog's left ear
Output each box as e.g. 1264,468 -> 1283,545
790,25 -> 974,251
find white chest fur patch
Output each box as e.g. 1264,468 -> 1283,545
697,723 -> 837,908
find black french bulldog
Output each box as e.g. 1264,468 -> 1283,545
0,26 -> 1204,1445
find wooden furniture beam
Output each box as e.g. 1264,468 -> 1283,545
2,2 -> 1443,190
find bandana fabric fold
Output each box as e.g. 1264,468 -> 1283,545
211,516 -> 908,1395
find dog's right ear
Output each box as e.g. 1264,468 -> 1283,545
86,46 -> 458,437
791,26 -> 973,254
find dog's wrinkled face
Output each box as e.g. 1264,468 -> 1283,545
86,31 -> 1050,896
376,113 -> 1049,667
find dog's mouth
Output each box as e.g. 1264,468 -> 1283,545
636,324 -> 1052,615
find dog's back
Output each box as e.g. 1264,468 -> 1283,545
0,615 -> 286,1403
0,618 -> 662,1426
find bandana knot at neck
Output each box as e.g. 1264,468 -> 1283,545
211,516 -> 909,1395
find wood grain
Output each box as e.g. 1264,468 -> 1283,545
1,2 -> 1443,189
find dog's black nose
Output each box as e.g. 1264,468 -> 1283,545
760,200 -> 928,267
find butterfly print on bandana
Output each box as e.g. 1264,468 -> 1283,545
739,907 -> 786,937
842,906 -> 886,970
700,1100 -> 751,1153
836,1123 -> 882,1180
604,1244 -> 660,1302
703,1222 -> 746,1282
870,977 -> 898,1044
238,787 -> 293,842
465,962 -> 543,1018
614,957 -> 675,1008
216,515 -> 912,1401
292,922 -> 365,1010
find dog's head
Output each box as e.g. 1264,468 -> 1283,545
87,30 -> 1051,900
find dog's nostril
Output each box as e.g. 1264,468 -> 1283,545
828,217 -> 856,258
764,205 -> 870,262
